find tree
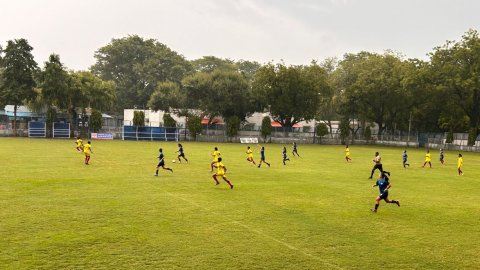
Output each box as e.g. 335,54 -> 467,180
191,56 -> 237,73
252,63 -> 325,127
339,118 -> 351,145
163,113 -> 177,127
133,111 -> 145,126
39,54 -> 70,109
92,35 -> 192,111
182,70 -> 253,121
187,115 -> 202,140
225,116 -> 241,139
261,116 -> 272,142
90,110 -> 103,132
315,122 -> 329,143
46,106 -> 57,137
0,39 -> 38,136
429,29 -> 480,145
148,81 -> 184,112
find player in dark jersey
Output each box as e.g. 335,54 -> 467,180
371,171 -> 400,213
369,152 -> 383,179
155,148 -> 173,176
282,146 -> 290,165
439,148 -> 445,165
176,143 -> 189,163
292,142 -> 300,157
258,146 -> 271,168
402,150 -> 410,168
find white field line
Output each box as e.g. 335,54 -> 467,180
148,183 -> 344,270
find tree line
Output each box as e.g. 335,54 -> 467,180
1,29 -> 480,144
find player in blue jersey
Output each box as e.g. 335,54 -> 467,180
176,143 -> 189,163
402,150 -> 410,168
371,171 -> 400,213
257,146 -> 271,168
155,148 -> 173,176
292,142 -> 300,157
282,146 -> 290,165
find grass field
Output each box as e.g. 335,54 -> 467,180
1,138 -> 479,269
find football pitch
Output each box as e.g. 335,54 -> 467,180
1,138 -> 479,269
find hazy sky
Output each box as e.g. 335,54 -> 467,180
1,0 -> 479,70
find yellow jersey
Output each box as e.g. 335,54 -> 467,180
458,157 -> 463,168
212,150 -> 220,162
425,153 -> 431,162
84,143 -> 92,155
345,148 -> 350,157
76,139 -> 83,147
247,149 -> 253,158
216,161 -> 225,175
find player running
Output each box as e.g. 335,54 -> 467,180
422,149 -> 432,168
258,146 -> 271,168
457,153 -> 463,176
402,150 -> 410,168
292,142 -> 300,157
211,147 -> 220,172
176,143 -> 189,163
282,146 -> 290,165
345,145 -> 352,162
212,157 -> 234,189
246,146 -> 256,165
371,171 -> 400,213
83,141 -> 92,165
439,148 -> 445,165
369,152 -> 383,179
75,136 -> 83,152
155,148 -> 173,176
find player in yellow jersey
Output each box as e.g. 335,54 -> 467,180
210,147 -> 220,172
457,153 -> 463,176
75,136 -> 83,152
422,149 -> 432,168
345,145 -> 352,162
246,146 -> 256,165
83,141 -> 92,165
212,157 -> 233,189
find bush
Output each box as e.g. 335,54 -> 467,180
467,127 -> 477,146
163,113 -> 177,127
316,123 -> 329,137
187,116 -> 202,140
446,130 -> 454,143
90,110 -> 103,132
133,111 -> 145,126
226,116 -> 241,138
261,116 -> 272,142
339,118 -> 350,144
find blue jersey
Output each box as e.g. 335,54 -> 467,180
376,178 -> 390,194
158,152 -> 165,162
402,152 -> 408,161
178,146 -> 184,154
282,148 -> 287,158
260,149 -> 265,159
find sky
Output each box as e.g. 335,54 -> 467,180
1,0 -> 479,70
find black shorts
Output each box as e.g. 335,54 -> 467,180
157,161 -> 165,167
379,192 -> 389,200
178,153 -> 185,157
373,164 -> 383,171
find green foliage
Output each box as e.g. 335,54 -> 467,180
446,130 -> 454,144
315,123 -> 329,137
430,29 -> 480,135
261,116 -> 272,142
182,70 -> 253,120
133,111 -> 145,126
92,35 -> 192,111
39,54 -> 70,108
90,110 -> 103,132
252,63 -> 325,127
191,56 -> 237,73
0,39 -> 38,135
339,118 -> 350,144
148,81 -> 184,112
468,128 -> 477,146
225,116 -> 241,138
163,113 -> 177,127
187,115 -> 202,140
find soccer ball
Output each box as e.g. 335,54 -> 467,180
172,160 -> 176,163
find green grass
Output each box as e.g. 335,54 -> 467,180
1,138 -> 479,269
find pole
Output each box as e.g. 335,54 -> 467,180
407,112 -> 412,143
